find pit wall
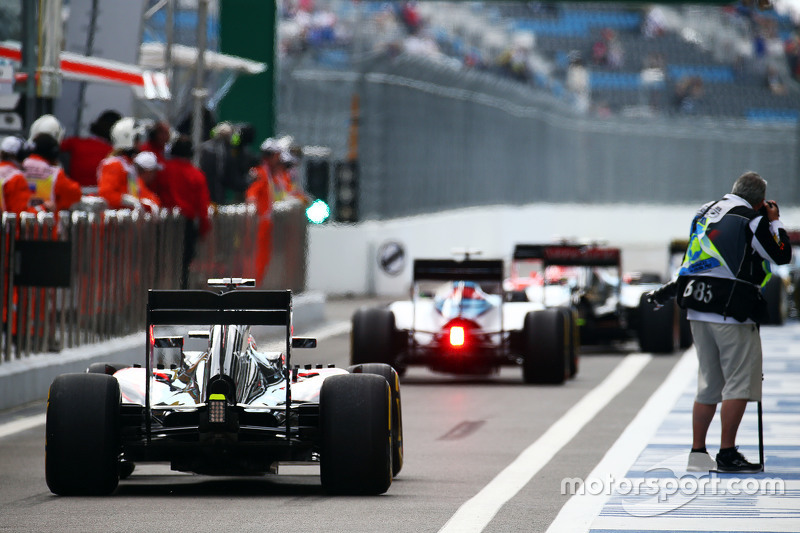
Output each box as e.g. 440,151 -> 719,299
307,203 -> 800,297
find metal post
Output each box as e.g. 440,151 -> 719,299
21,0 -> 37,130
6,216 -> 16,360
2,214 -> 14,362
75,0 -> 100,136
758,400 -> 765,470
191,0 -> 209,165
165,0 -> 175,123
37,0 -> 63,101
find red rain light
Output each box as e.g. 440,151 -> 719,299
449,326 -> 465,347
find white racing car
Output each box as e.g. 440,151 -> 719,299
351,258 -> 578,384
46,279 -> 402,496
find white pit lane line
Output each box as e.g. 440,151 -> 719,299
545,348 -> 695,533
438,353 -> 653,533
299,320 -> 351,341
0,413 -> 46,440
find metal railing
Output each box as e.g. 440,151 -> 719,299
0,201 -> 307,363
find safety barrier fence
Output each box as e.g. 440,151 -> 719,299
0,201 -> 307,364
280,53 -> 799,220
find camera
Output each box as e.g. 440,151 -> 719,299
758,200 -> 778,218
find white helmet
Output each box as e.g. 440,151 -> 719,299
28,114 -> 64,143
276,135 -> 294,151
110,117 -> 140,151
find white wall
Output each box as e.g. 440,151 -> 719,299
308,203 -> 800,297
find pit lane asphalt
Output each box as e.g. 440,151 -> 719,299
0,296 -> 748,533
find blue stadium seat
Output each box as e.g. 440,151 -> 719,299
589,71 -> 642,90
667,65 -> 735,83
746,109 -> 799,123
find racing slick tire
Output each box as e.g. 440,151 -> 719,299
46,373 -> 121,495
348,363 -> 404,476
119,460 -> 136,480
506,290 -> 528,302
555,307 -> 579,378
522,309 -> 568,385
86,362 -> 130,375
637,293 -> 678,354
763,276 -> 787,326
351,308 -> 400,369
320,373 -> 392,495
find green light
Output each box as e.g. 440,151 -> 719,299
306,199 -> 331,224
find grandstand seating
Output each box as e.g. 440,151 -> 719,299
285,1 -> 800,122
746,108 -> 800,122
497,3 -> 800,121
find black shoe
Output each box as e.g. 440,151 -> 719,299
715,447 -> 763,473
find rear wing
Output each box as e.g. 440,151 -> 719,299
669,239 -> 688,257
542,245 -> 620,267
146,289 -> 291,327
144,288 -> 306,439
413,259 -> 504,283
512,244 -> 548,261
512,244 -> 621,268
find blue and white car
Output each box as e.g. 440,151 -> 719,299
351,258 -> 577,384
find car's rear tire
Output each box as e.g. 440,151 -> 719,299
522,309 -> 567,384
46,373 -> 121,495
351,308 -> 400,368
638,293 -> 677,354
320,373 -> 392,495
347,363 -> 403,476
678,307 -> 693,349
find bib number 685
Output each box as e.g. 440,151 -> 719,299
683,279 -> 713,303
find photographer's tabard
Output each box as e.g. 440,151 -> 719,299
676,276 -> 767,323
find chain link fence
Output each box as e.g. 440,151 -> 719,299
279,52 -> 799,220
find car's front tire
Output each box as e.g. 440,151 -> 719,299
351,308 -> 400,369
86,362 -> 130,375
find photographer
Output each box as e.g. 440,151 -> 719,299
650,171 -> 791,473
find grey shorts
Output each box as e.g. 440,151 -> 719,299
690,321 -> 763,403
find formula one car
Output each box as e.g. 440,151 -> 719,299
351,258 -> 577,384
46,279 -> 402,496
507,243 -> 681,354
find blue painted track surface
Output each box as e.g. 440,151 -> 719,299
588,323 -> 800,532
